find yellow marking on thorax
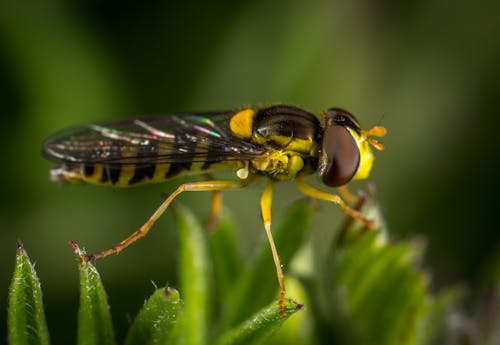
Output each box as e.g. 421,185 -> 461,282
229,109 -> 256,140
252,134 -> 318,156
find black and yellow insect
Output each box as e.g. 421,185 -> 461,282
43,104 -> 386,314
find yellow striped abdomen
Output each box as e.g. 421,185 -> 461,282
50,160 -> 245,187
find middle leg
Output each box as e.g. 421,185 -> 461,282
260,179 -> 286,316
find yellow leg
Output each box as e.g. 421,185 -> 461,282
89,180 -> 249,260
205,190 -> 223,231
295,175 -> 374,228
337,185 -> 357,205
260,180 -> 286,317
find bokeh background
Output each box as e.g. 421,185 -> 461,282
0,0 -> 499,343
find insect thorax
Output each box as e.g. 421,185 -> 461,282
250,150 -> 312,181
240,105 -> 322,180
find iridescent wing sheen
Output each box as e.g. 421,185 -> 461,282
42,111 -> 265,166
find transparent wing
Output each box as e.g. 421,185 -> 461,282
43,111 -> 264,166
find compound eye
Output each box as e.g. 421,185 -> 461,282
325,108 -> 360,130
319,125 -> 360,187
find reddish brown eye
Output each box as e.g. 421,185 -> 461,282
319,125 -> 360,187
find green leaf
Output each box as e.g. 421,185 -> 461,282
209,208 -> 243,299
8,242 -> 50,345
215,298 -> 303,345
223,198 -> 313,328
125,287 -> 182,345
72,242 -> 116,345
417,286 -> 465,345
170,203 -> 212,345
327,234 -> 428,344
303,194 -> 431,345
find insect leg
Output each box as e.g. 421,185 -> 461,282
295,175 -> 374,228
260,179 -> 286,317
205,190 -> 223,231
202,174 -> 223,231
337,185 -> 357,205
89,179 -> 252,260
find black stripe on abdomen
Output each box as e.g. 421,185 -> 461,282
100,165 -> 121,184
84,164 -> 95,177
129,165 -> 156,185
165,133 -> 197,179
127,138 -> 159,185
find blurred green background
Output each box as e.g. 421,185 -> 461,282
0,0 -> 499,343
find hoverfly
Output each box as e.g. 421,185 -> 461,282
43,104 -> 386,315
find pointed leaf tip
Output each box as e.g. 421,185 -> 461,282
8,244 -> 50,345
216,298 -> 303,345
69,240 -> 80,252
76,247 -> 116,345
70,240 -> 93,266
125,287 -> 182,345
16,240 -> 24,252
